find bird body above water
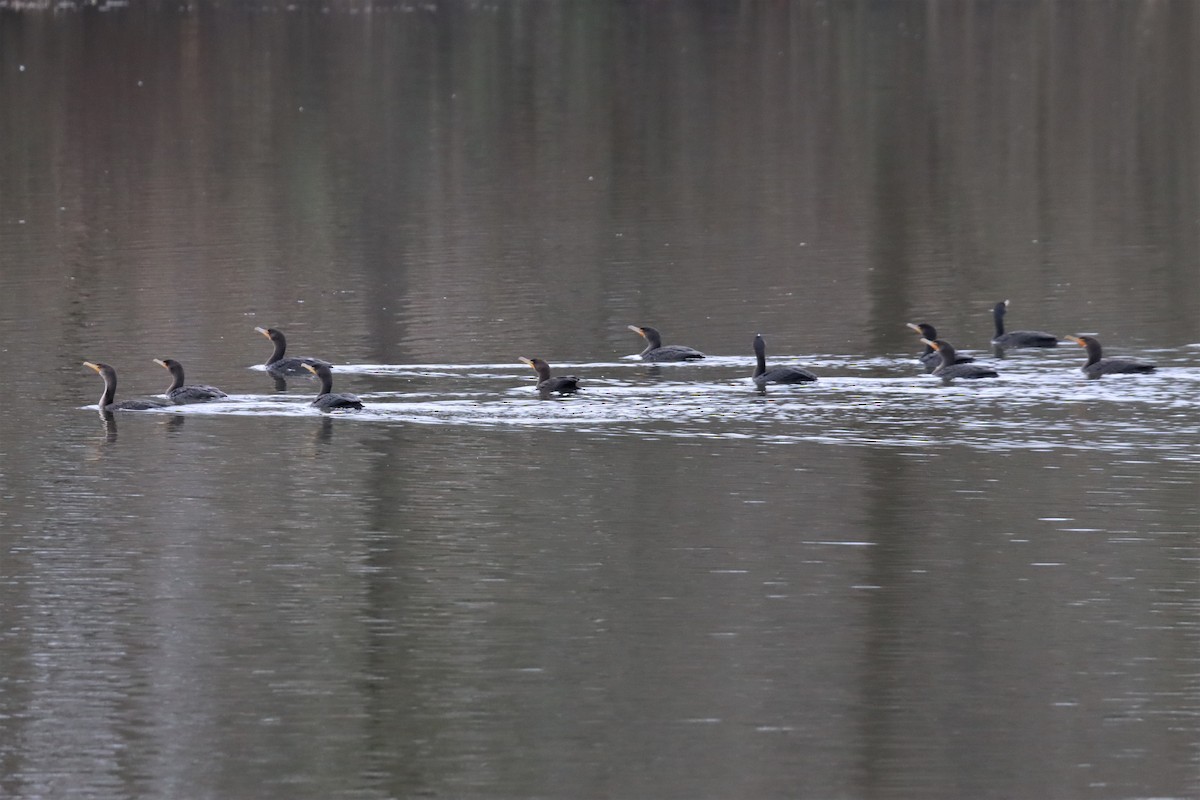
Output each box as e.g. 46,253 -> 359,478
83,361 -> 168,411
302,363 -> 363,410
255,327 -> 331,374
1067,335 -> 1156,378
991,300 -> 1058,349
752,334 -> 818,388
154,358 -> 228,404
920,338 -> 999,381
627,325 -> 705,362
519,357 -> 580,397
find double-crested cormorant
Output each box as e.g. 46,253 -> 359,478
920,339 -> 999,381
752,334 -> 818,387
82,361 -> 167,411
519,357 -> 580,397
627,325 -> 705,362
154,358 -> 228,404
255,327 -> 331,374
1067,335 -> 1156,378
302,363 -> 363,410
991,300 -> 1058,349
907,322 -> 975,370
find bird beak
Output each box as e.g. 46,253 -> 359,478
919,338 -> 939,350
254,327 -> 270,338
519,357 -> 535,369
905,323 -> 921,333
1068,336 -> 1084,347
153,359 -> 168,368
303,363 -> 318,375
82,361 -> 101,373
627,325 -> 646,338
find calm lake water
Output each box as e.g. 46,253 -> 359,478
1,2 -> 1198,798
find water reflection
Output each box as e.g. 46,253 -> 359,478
97,410 -> 119,444
314,416 -> 334,445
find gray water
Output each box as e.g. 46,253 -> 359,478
1,2 -> 1198,799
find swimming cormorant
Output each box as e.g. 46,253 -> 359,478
627,325 -> 705,362
991,300 -> 1058,349
753,334 -> 818,387
302,363 -> 364,410
907,322 -> 975,371
82,362 -> 167,411
1067,335 -> 1156,378
920,339 -> 999,381
255,327 -> 331,374
519,357 -> 580,397
154,358 -> 228,404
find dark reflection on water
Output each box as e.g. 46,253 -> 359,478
1,2 -> 1199,799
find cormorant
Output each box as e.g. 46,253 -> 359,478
907,322 -> 975,371
627,325 -> 705,362
154,358 -> 228,404
255,327 -> 331,374
920,339 -> 999,381
82,362 -> 167,411
1067,335 -> 1156,378
991,300 -> 1057,349
302,363 -> 364,410
752,334 -> 818,388
519,357 -> 580,397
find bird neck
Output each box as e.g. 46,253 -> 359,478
993,306 -> 1005,337
166,365 -> 185,393
267,336 -> 286,365
535,364 -> 551,382
1083,340 -> 1102,366
100,374 -> 116,408
316,371 -> 333,395
754,341 -> 766,378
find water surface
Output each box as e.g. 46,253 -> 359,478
1,3 -> 1198,799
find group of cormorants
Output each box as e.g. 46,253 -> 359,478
523,300 -> 1156,397
907,300 -> 1156,382
521,325 -> 818,397
83,327 -> 362,413
81,301 -> 1157,413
